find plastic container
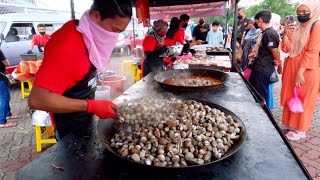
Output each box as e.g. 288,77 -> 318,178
95,85 -> 111,100
98,75 -> 126,100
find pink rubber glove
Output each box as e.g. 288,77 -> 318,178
86,100 -> 118,119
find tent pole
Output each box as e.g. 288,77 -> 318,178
223,0 -> 230,48
133,17 -> 136,49
70,0 -> 75,19
231,0 -> 239,72
132,0 -> 136,57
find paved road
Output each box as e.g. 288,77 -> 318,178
0,56 -> 319,179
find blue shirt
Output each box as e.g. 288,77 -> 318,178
206,31 -> 223,46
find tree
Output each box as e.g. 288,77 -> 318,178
191,11 -> 235,26
246,0 -> 299,23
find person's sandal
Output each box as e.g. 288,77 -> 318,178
285,131 -> 306,141
278,123 -> 294,131
6,115 -> 22,120
0,122 -> 18,128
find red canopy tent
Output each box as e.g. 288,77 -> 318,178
149,2 -> 227,20
136,0 -> 235,25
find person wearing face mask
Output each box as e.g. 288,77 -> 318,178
180,14 -> 190,31
192,17 -> 210,43
235,7 -> 251,44
249,10 -> 282,109
142,19 -> 169,77
27,24 -> 51,54
279,1 -> 320,141
28,0 -> 132,140
238,20 -> 261,71
206,21 -> 224,46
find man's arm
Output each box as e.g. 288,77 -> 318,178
28,42 -> 34,51
28,85 -> 117,119
270,47 -> 282,74
270,48 -> 281,66
0,50 -> 10,67
1,59 -> 10,67
29,85 -> 88,113
28,35 -> 38,53
263,30 -> 282,73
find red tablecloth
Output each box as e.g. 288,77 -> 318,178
15,60 -> 42,81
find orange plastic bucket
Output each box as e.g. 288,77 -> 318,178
98,75 -> 126,100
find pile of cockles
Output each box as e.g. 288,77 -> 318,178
172,77 -> 216,87
111,98 -> 241,167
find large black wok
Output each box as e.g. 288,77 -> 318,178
154,69 -> 230,92
97,100 -> 246,169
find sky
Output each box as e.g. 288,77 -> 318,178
238,0 -> 302,7
238,0 -> 263,7
37,0 -> 92,17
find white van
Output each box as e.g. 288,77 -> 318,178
0,13 -> 70,73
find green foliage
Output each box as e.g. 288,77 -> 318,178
191,11 -> 235,26
246,0 -> 299,23
190,0 -> 298,28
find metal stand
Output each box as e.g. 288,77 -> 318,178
223,0 -> 230,48
70,0 -> 75,19
231,0 -> 239,72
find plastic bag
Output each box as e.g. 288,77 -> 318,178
243,68 -> 252,80
0,72 -> 16,84
269,70 -> 279,84
287,87 -> 304,113
31,110 -> 52,126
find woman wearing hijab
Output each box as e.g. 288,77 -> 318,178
239,20 -> 261,71
142,19 -> 169,77
280,1 -> 320,141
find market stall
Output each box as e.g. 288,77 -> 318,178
17,72 -> 308,179
135,0 -> 237,73
16,0 -> 311,179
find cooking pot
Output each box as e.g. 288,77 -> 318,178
154,69 -> 230,92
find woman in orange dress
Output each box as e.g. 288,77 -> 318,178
280,1 -> 320,141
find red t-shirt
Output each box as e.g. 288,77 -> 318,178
142,35 -> 172,64
164,29 -> 185,46
34,20 -> 91,95
32,34 -> 51,46
142,35 -> 159,52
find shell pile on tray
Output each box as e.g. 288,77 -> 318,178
171,78 -> 216,86
206,47 -> 229,52
111,98 -> 241,167
174,56 -> 211,65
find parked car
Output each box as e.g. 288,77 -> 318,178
113,28 -> 145,56
0,13 -> 69,73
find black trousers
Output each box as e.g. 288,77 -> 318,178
249,69 -> 273,104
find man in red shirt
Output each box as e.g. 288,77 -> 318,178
27,24 -> 51,54
28,0 -> 132,139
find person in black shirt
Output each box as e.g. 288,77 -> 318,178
236,7 -> 251,44
0,49 -> 18,128
192,17 -> 210,43
249,10 -> 282,105
230,7 -> 251,72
